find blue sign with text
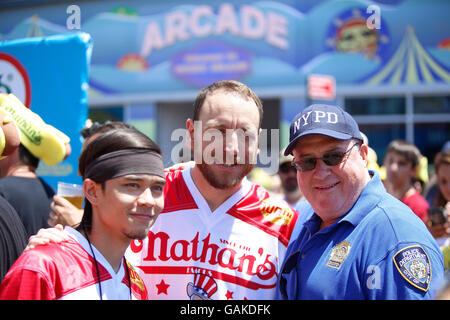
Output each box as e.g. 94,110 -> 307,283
171,41 -> 251,87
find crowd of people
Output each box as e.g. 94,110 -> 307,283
0,80 -> 448,300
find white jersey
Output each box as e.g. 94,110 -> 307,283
126,168 -> 298,300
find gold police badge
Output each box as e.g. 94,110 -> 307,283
326,240 -> 351,270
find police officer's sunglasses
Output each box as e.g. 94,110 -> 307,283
292,142 -> 360,172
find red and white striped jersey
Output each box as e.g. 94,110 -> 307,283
125,168 -> 298,300
0,227 -> 147,300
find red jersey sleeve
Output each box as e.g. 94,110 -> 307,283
0,267 -> 54,300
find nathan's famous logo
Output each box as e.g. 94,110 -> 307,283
126,261 -> 146,292
259,198 -> 295,226
187,271 -> 218,300
130,231 -> 277,283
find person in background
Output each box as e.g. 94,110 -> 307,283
383,140 -> 429,223
0,94 -> 71,238
427,149 -> 450,271
424,141 -> 450,209
0,110 -> 27,283
0,145 -> 55,238
359,132 -> 382,176
277,149 -> 305,210
0,127 -> 165,299
277,149 -> 311,243
412,155 -> 429,195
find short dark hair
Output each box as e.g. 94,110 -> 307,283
192,80 -> 263,129
80,121 -> 133,139
385,140 -> 421,168
433,150 -> 450,207
434,150 -> 450,175
18,144 -> 39,170
78,128 -> 161,179
78,127 -> 162,231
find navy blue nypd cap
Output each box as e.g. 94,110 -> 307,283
284,104 -> 364,156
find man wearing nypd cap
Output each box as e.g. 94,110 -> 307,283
277,104 -> 444,299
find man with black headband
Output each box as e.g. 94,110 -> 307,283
0,128 -> 165,299
47,121 -> 133,227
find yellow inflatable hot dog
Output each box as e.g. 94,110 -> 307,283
0,93 -> 70,165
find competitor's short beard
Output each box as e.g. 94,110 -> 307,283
197,162 -> 254,189
124,229 -> 149,241
123,218 -> 157,240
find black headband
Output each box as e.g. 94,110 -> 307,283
84,149 -> 164,182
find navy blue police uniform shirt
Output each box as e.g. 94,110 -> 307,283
277,170 -> 444,300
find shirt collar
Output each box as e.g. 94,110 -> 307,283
339,170 -> 385,227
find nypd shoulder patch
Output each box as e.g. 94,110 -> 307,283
393,245 -> 431,292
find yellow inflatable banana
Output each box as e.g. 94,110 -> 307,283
0,93 -> 70,165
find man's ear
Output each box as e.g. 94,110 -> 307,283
83,179 -> 101,206
359,143 -> 369,165
186,118 -> 195,149
257,128 -> 262,157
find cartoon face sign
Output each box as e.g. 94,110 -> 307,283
336,19 -> 378,57
326,8 -> 389,60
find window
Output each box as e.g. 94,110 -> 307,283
88,106 -> 124,122
358,123 -> 406,162
414,123 -> 450,164
127,104 -> 156,141
345,97 -> 405,115
345,94 -> 450,167
414,96 -> 450,114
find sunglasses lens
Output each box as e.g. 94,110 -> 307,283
295,153 -> 345,171
323,152 -> 345,166
293,144 -> 357,172
299,158 -> 316,171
